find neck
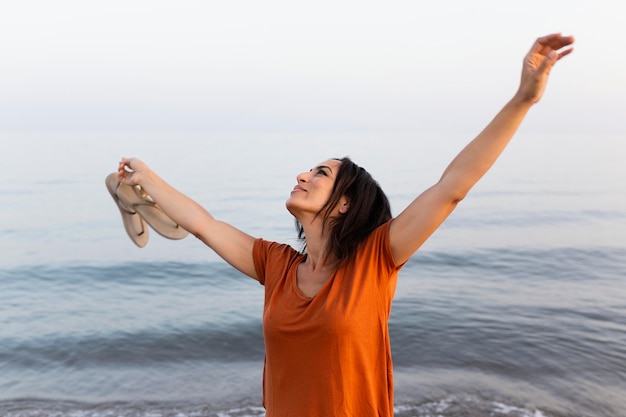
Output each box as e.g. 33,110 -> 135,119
299,219 -> 337,270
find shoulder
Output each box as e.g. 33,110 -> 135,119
359,220 -> 393,255
253,238 -> 300,259
253,238 -> 302,285
352,220 -> 403,271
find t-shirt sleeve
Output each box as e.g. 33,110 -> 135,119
253,238 -> 300,286
365,220 -> 405,272
252,238 -> 268,285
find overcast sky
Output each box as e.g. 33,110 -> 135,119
1,0 -> 623,133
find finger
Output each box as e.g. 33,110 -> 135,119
531,33 -> 562,55
118,158 -> 132,178
533,33 -> 575,57
119,157 -> 134,170
557,46 -> 574,60
540,34 -> 575,51
553,35 -> 575,52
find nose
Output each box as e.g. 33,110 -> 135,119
296,171 -> 309,183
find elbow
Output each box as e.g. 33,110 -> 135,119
437,178 -> 469,205
451,189 -> 468,204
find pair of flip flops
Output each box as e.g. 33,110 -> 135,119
105,173 -> 189,247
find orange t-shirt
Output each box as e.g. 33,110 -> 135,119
253,221 -> 403,417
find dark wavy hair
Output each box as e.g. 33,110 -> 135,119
296,157 -> 392,262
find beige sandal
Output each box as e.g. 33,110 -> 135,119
114,178 -> 189,240
105,173 -> 149,247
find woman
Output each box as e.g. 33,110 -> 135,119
117,33 -> 574,417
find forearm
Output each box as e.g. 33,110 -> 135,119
439,95 -> 533,201
119,158 -> 257,277
137,169 -> 215,238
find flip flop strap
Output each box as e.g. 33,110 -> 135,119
132,186 -> 184,230
114,183 -> 139,215
132,187 -> 161,211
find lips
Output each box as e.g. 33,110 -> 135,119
291,185 -> 306,193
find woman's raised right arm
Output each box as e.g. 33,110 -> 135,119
118,157 -> 258,280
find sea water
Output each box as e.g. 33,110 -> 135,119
1,131 -> 625,416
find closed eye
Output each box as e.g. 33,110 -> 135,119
311,165 -> 332,176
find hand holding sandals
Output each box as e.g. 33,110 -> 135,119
106,158 -> 189,247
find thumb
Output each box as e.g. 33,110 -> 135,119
537,50 -> 558,75
120,157 -> 139,172
118,158 -> 137,183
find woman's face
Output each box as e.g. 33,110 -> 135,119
286,159 -> 342,218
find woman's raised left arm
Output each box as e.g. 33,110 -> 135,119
390,33 -> 575,265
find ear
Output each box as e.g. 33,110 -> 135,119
338,197 -> 350,214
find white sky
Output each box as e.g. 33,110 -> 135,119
0,0 -> 624,133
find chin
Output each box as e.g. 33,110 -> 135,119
285,198 -> 318,219
285,198 -> 298,216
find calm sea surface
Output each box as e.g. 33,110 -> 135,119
1,131 -> 625,416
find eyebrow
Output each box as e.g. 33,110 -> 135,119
314,165 -> 333,173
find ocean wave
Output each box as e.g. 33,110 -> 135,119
0,395 -> 572,417
1,247 -> 624,415
440,208 -> 626,229
407,246 -> 626,282
1,320 -> 265,370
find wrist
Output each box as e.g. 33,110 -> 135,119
140,169 -> 161,191
509,91 -> 536,109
